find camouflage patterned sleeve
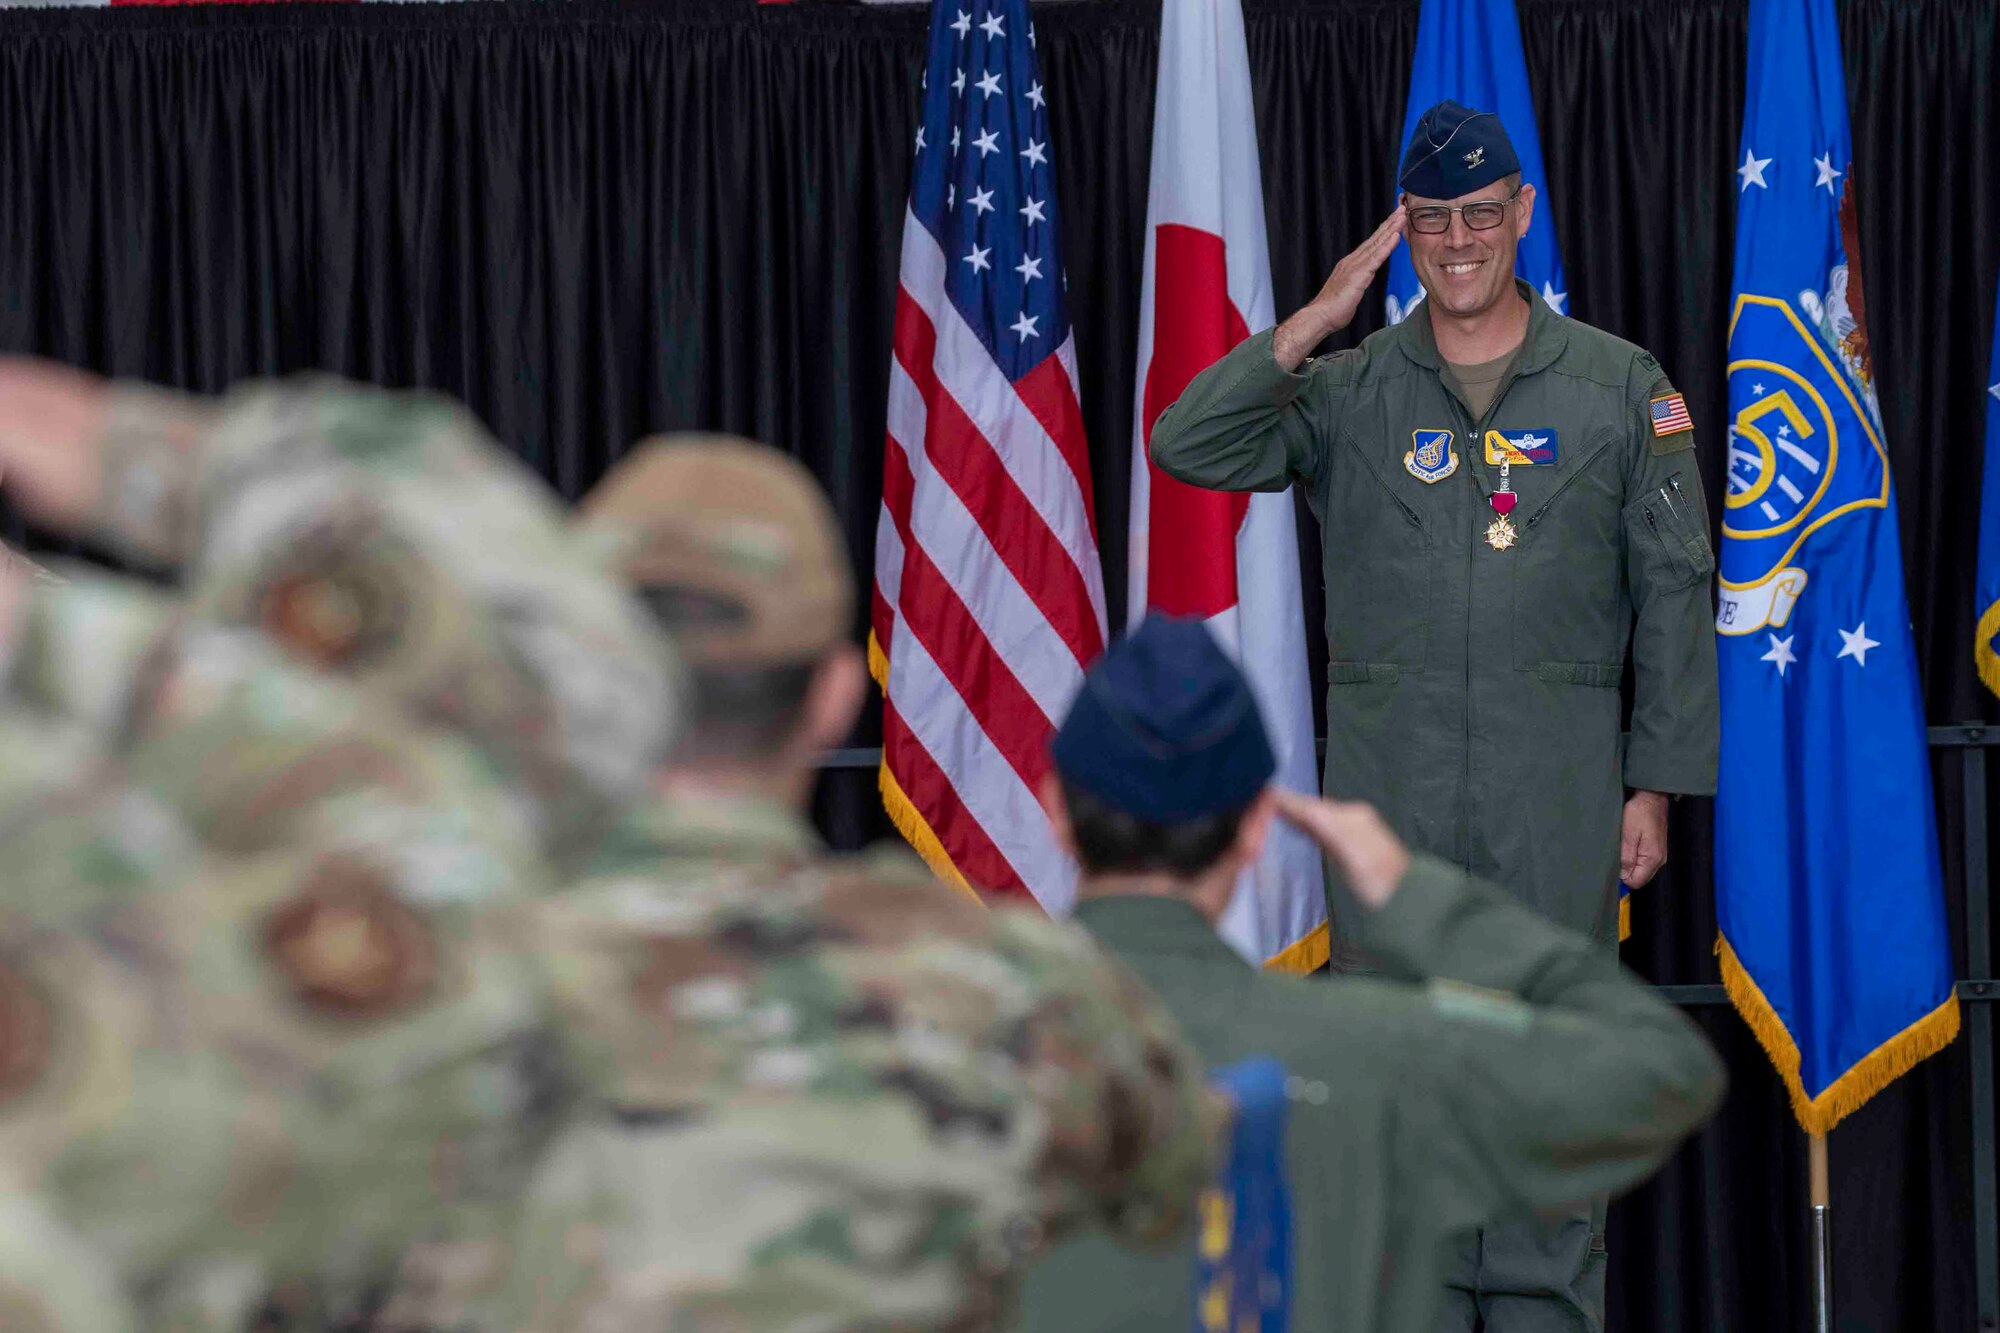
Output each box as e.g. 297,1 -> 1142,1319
482,859 -> 1224,1333
0,1191 -> 140,1333
90,382 -> 221,569
1,565 -> 177,747
984,906 -> 1227,1246
0,659 -> 567,1333
86,377 -> 684,864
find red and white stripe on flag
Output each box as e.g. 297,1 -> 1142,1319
869,0 -> 1106,912
1129,0 -> 1327,971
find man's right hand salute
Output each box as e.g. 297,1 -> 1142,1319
1272,206 -> 1406,371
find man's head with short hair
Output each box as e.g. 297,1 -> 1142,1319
583,437 -> 865,802
1056,780 -> 1252,879
1042,614 -> 1277,919
1397,100 -> 1537,321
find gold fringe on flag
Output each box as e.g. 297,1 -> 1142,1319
867,631 -> 982,906
1716,933 -> 1961,1135
877,759 -> 983,906
867,630 -> 891,693
1263,922 -> 1330,976
1619,892 -> 1632,943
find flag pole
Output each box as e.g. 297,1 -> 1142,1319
1809,1132 -> 1831,1333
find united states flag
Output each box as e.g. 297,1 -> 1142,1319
871,0 -> 1106,909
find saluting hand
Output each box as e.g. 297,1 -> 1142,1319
0,358 -> 109,532
1272,207 -> 1406,371
1271,788 -> 1410,911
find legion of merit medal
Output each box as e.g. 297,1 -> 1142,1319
1486,460 -> 1518,550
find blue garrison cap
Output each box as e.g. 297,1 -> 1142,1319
1051,613 -> 1275,823
1398,100 -> 1521,200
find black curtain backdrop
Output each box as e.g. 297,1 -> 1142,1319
1,1 -> 1997,1327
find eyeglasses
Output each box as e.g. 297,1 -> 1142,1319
1404,190 -> 1521,235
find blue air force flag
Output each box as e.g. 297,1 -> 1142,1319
1193,1059 -> 1292,1333
1384,0 -> 1566,325
1976,271 -> 2000,699
1714,0 -> 1958,1133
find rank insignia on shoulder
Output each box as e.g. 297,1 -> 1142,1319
1483,428 -> 1559,465
1404,429 -> 1458,484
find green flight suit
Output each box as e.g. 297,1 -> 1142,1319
1147,283 -> 1720,1328
1150,283 -> 1719,947
1018,855 -> 1725,1333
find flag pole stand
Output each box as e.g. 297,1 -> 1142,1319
1809,1132 -> 1832,1333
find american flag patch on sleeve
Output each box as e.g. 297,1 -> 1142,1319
1650,393 -> 1694,436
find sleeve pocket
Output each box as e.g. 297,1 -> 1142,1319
1623,485 -> 1714,598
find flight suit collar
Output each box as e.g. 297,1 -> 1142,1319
1072,893 -> 1251,969
1395,277 -> 1568,378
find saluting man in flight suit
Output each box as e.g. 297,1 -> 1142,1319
1149,99 -> 1721,1332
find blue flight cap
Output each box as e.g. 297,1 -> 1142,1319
1398,99 -> 1521,200
1051,613 -> 1276,823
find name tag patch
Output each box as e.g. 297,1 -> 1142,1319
1428,978 -> 1533,1034
1483,428 -> 1559,465
1405,429 -> 1458,483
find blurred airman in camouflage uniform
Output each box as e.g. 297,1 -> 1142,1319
0,389 -> 1227,1333
568,436 -> 878,885
0,362 -> 685,1330
383,438 -> 1226,1333
0,363 -> 682,864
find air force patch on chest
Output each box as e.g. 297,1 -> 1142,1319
1405,429 -> 1458,483
1483,428 -> 1559,465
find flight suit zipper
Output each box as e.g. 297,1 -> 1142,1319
1448,336 -> 1540,876
1525,433 -> 1619,528
1459,352 -> 1539,875
1454,392 -> 1485,875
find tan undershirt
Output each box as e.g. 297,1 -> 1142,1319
1442,347 -> 1519,421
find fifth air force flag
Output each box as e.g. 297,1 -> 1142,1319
1714,0 -> 1957,1133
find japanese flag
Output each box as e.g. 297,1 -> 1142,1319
1128,0 -> 1325,969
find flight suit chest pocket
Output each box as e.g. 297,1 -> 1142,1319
1509,431 -> 1622,673
1624,479 -> 1714,602
1320,433 -> 1431,673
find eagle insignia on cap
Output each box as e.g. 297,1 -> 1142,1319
1463,146 -> 1486,168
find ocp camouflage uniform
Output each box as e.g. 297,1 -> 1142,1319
376,435 -> 1232,1333
0,578 -> 581,1331
84,377 -> 684,866
464,849 -> 1226,1333
0,375 -> 687,1330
